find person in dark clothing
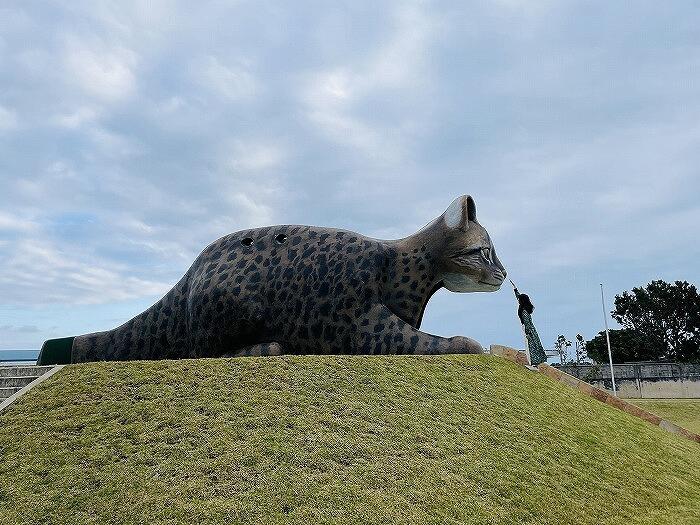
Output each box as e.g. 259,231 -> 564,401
516,291 -> 534,324
510,280 -> 547,365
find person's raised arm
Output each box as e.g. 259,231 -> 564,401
510,279 -> 520,299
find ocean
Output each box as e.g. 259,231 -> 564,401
0,350 -> 39,364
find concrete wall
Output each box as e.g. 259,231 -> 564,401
554,362 -> 700,399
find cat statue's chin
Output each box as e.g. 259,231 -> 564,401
442,273 -> 503,293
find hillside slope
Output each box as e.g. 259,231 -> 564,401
1,355 -> 699,525
633,398 -> 700,434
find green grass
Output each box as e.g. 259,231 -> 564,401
1,355 -> 699,525
632,398 -> 700,435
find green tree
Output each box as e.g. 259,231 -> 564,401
585,328 -> 665,364
612,280 -> 700,362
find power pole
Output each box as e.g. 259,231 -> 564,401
600,283 -> 617,396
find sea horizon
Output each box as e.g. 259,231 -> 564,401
0,349 -> 39,362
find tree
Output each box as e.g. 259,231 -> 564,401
612,280 -> 700,362
585,328 -> 665,364
574,334 -> 587,364
554,335 -> 572,365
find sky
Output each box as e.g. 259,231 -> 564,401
1,1 -> 699,359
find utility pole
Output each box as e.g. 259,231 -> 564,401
600,283 -> 617,396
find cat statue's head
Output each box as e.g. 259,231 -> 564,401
427,195 -> 507,293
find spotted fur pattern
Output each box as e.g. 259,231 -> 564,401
71,195 -> 506,362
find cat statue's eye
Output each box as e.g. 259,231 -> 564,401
481,247 -> 491,260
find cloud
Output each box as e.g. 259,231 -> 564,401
226,139 -> 286,172
63,37 -> 137,101
87,126 -> 143,158
0,213 -> 37,233
52,106 -> 101,129
0,324 -> 40,333
300,3 -> 439,163
198,56 -> 258,102
0,105 -> 18,131
228,192 -> 275,227
1,1 -> 699,353
0,239 -> 172,305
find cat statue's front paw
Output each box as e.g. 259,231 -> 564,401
448,336 -> 484,354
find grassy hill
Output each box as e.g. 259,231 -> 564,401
1,355 -> 699,525
633,398 -> 700,435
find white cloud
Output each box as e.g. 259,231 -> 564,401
88,126 -> 143,158
0,240 -> 171,305
121,217 -> 157,235
1,1 -> 699,352
0,105 -> 18,131
304,98 -> 395,161
0,212 -> 37,232
363,3 -> 437,90
63,37 -> 137,101
228,192 -> 275,227
198,56 -> 258,102
52,106 -> 100,129
300,3 -> 438,162
9,160 -> 83,204
157,96 -> 186,114
227,140 -> 286,172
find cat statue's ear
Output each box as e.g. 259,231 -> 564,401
442,195 -> 477,231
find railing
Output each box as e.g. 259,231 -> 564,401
555,362 -> 700,380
